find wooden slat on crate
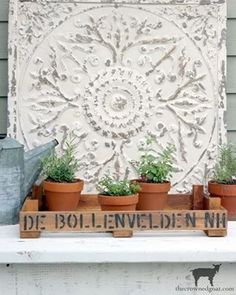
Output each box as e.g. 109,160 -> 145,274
21,198 -> 40,238
20,204 -> 227,233
192,185 -> 204,210
112,230 -> 133,238
204,197 -> 227,237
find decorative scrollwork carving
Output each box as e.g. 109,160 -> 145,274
9,1 -> 226,192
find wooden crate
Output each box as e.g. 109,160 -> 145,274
20,185 -> 227,238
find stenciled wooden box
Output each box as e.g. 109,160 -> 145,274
20,185 -> 227,238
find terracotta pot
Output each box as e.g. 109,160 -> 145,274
98,194 -> 139,211
134,180 -> 171,210
43,179 -> 84,211
208,181 -> 236,220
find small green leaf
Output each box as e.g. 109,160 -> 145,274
136,137 -> 176,183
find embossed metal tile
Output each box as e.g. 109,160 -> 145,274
8,0 -> 226,192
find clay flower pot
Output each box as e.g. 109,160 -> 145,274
43,179 -> 84,211
135,181 -> 171,210
208,181 -> 236,220
98,194 -> 139,211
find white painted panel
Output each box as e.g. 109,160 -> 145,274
1,224 -> 236,264
8,0 -> 227,193
0,263 -> 235,295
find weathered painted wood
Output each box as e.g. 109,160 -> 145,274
227,19 -> 236,56
0,98 -> 7,134
228,0 -> 236,18
0,60 -> 8,97
0,263 -> 236,295
0,0 -> 9,21
2,223 -> 236,264
0,23 -> 8,59
227,57 -> 236,93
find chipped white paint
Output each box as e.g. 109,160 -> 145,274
0,263 -> 236,295
8,0 -> 227,193
1,224 -> 236,294
1,222 -> 236,263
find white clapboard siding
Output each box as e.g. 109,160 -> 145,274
0,0 -> 8,135
0,0 -> 8,22
0,60 -> 8,97
228,0 -> 236,18
0,22 -> 8,59
227,19 -> 236,56
227,94 -> 236,129
227,57 -> 236,93
0,98 -> 7,134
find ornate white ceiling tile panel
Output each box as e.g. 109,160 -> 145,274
8,0 -> 226,192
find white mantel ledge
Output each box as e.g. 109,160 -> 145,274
0,222 -> 235,264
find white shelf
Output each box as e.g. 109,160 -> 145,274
0,222 -> 235,264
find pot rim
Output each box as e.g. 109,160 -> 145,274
208,180 -> 236,186
44,178 -> 83,184
43,179 -> 84,193
98,194 -> 139,205
132,180 -> 171,193
208,180 -> 236,196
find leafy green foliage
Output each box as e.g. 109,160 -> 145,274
213,144 -> 236,184
137,137 -> 175,183
97,176 -> 140,196
42,139 -> 79,183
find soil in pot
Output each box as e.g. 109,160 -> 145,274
208,181 -> 236,220
43,179 -> 84,211
98,194 -> 139,211
134,181 -> 171,210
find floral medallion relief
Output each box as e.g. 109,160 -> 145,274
10,2 -> 226,192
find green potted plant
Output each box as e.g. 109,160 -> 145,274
42,139 -> 84,211
97,176 -> 140,211
208,144 -> 236,220
133,138 -> 175,210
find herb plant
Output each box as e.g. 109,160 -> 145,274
137,137 -> 175,183
213,144 -> 236,184
97,176 -> 140,196
42,139 -> 79,183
